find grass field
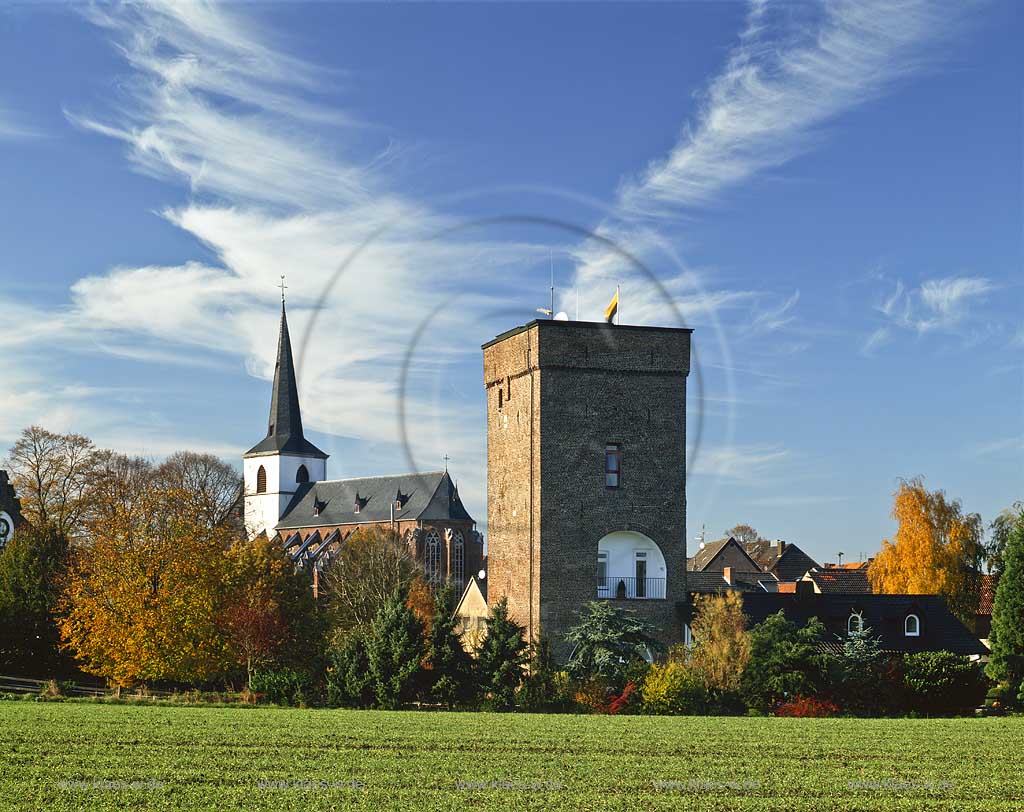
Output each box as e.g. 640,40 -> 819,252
1,702 -> 1022,811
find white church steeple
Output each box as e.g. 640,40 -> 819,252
242,288 -> 328,539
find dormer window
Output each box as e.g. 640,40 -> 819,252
394,490 -> 406,513
905,614 -> 920,637
312,498 -> 323,518
353,492 -> 366,514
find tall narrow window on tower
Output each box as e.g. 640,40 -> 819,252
605,444 -> 621,488
256,465 -> 267,494
296,464 -> 309,484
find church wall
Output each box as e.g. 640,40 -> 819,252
243,452 -> 327,539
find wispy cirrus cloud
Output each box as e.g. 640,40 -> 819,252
0,102 -> 41,140
618,0 -> 956,216
691,443 -> 790,483
863,274 -> 996,352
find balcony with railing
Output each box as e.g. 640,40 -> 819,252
596,575 -> 666,600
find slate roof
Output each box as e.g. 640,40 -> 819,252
740,592 -> 988,656
688,538 -> 732,570
275,470 -> 473,530
688,537 -> 765,573
245,303 -> 327,459
687,571 -> 778,593
744,540 -> 820,581
805,568 -> 872,594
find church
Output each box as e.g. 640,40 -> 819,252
241,297 -> 483,596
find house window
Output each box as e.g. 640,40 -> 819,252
605,444 -> 621,488
498,388 -> 503,410
597,551 -> 608,594
296,464 -> 309,484
256,465 -> 267,494
424,530 -> 443,585
847,612 -> 864,634
905,614 -> 920,637
452,531 -> 465,591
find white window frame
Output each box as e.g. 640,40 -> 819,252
847,612 -> 864,634
905,614 -> 920,637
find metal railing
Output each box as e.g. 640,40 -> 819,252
596,576 -> 666,600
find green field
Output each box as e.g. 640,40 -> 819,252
1,702 -> 1022,811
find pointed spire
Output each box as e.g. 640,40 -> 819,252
267,300 -> 304,442
244,290 -> 327,459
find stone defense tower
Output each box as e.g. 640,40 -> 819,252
243,300 -> 328,539
482,319 -> 691,658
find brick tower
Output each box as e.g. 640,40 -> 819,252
482,319 -> 691,658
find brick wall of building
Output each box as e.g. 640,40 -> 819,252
483,320 -> 691,658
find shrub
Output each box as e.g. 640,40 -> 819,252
640,661 -> 708,715
364,589 -> 427,710
775,696 -> 840,718
564,602 -> 662,691
688,593 -> 751,693
607,682 -> 638,715
741,611 -> 827,712
423,584 -> 475,707
520,636 -> 573,713
475,598 -> 529,711
326,632 -> 374,708
249,668 -> 312,707
903,651 -> 987,716
572,678 -> 612,714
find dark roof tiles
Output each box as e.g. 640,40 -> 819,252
276,470 -> 473,530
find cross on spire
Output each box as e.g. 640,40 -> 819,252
443,453 -> 450,472
279,275 -> 288,304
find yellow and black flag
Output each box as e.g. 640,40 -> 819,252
604,286 -> 619,324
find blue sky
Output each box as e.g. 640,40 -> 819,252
0,1 -> 1020,564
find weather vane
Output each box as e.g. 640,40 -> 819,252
279,275 -> 288,304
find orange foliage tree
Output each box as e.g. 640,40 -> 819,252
868,477 -> 984,627
219,535 -> 321,687
57,486 -> 232,687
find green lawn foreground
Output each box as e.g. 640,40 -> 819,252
1,702 -> 1022,812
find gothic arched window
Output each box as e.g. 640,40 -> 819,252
452,531 -> 465,591
296,464 -> 309,484
424,530 -> 443,585
847,612 -> 864,635
256,465 -> 267,494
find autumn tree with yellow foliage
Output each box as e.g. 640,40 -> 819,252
688,591 -> 751,694
868,478 -> 984,628
58,486 -> 233,687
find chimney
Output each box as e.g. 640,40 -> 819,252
795,579 -> 814,599
723,567 -> 734,586
774,540 -> 786,554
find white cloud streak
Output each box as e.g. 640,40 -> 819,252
864,275 -> 995,351
619,0 -> 955,216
